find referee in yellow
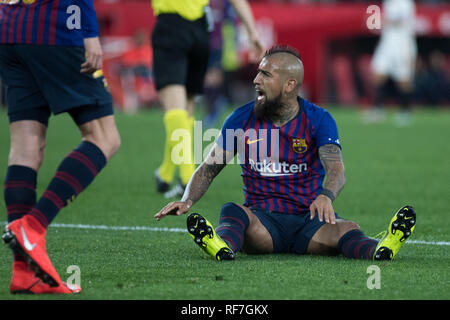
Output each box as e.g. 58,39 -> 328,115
152,0 -> 264,197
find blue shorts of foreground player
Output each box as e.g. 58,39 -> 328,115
250,208 -> 339,254
0,44 -> 113,126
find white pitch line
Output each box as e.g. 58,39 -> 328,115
2,221 -> 450,246
406,240 -> 450,246
51,223 -> 187,233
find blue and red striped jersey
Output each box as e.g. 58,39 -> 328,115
0,0 -> 98,46
218,97 -> 341,215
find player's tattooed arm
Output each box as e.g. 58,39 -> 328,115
309,143 -> 345,224
155,143 -> 235,220
182,144 -> 234,207
318,143 -> 346,201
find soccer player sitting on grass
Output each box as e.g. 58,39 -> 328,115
155,45 -> 416,261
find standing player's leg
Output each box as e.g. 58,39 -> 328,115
394,79 -> 414,126
152,14 -> 193,194
369,72 -> 389,123
179,93 -> 196,187
5,120 -> 46,223
0,45 -> 81,293
392,42 -> 416,126
3,116 -> 82,292
0,46 -> 49,234
155,85 -> 192,194
4,112 -> 120,289
373,72 -> 389,111
367,42 -> 390,123
180,25 -> 210,189
4,119 -> 47,269
162,93 -> 197,198
27,113 -> 120,230
155,16 -> 209,197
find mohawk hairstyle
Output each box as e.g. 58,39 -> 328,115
263,44 -> 301,60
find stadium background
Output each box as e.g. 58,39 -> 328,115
0,0 -> 449,112
93,0 -> 449,113
0,0 -> 449,301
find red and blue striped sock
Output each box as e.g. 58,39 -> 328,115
338,229 -> 378,260
4,165 -> 38,261
4,165 -> 37,224
215,203 -> 249,252
28,141 -> 106,229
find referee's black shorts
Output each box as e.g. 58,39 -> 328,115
151,13 -> 210,95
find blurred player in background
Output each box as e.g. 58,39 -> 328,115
202,0 -> 240,129
152,0 -> 264,198
155,45 -> 416,262
0,0 -> 120,294
368,0 -> 417,126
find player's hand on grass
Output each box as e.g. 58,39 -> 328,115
81,37 -> 103,74
154,199 -> 193,221
309,195 -> 336,224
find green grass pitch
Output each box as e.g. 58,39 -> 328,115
0,106 -> 449,300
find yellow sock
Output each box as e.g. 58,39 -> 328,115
158,109 -> 190,183
179,115 -> 196,185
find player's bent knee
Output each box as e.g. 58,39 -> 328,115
338,220 -> 361,237
220,202 -> 250,226
79,117 -> 121,161
85,133 -> 120,161
106,130 -> 121,158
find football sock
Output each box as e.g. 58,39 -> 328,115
398,90 -> 412,111
215,202 -> 250,252
4,165 -> 37,224
374,82 -> 387,108
28,141 -> 106,229
179,114 -> 196,185
158,109 -> 190,184
4,165 -> 37,262
338,229 -> 378,260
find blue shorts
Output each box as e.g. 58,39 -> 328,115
0,44 -> 113,126
251,208 -> 339,254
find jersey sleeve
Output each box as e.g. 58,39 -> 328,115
314,110 -> 341,149
216,112 -> 240,154
79,0 -> 99,38
216,104 -> 252,154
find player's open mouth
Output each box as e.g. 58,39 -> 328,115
256,89 -> 266,102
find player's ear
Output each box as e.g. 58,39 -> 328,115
284,79 -> 297,94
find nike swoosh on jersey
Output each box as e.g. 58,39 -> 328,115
247,138 -> 263,145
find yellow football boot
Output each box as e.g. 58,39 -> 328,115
373,205 -> 416,260
186,213 -> 234,261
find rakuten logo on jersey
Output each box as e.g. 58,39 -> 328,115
249,159 -> 307,177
